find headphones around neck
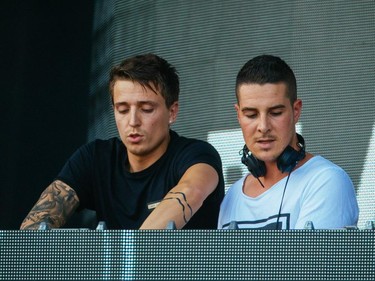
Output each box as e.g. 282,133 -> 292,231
241,133 -> 306,178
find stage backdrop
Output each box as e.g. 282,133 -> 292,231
88,1 -> 374,228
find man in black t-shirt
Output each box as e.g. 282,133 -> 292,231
20,54 -> 224,230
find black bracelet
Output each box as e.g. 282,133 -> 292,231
168,191 -> 193,217
162,197 -> 188,223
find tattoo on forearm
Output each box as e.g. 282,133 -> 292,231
168,191 -> 193,217
162,197 -> 188,223
161,191 -> 193,224
20,181 -> 79,230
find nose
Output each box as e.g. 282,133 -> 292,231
257,114 -> 270,134
129,109 -> 141,127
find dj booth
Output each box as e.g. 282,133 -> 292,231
1,228 -> 374,280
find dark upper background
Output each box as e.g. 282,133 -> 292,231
0,1 -> 94,229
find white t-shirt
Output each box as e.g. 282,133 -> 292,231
218,156 -> 359,229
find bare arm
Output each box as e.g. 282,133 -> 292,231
140,163 -> 219,230
20,180 -> 79,230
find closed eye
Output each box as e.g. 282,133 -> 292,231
142,107 -> 154,113
245,113 -> 257,119
117,108 -> 129,114
242,109 -> 257,119
270,111 -> 282,116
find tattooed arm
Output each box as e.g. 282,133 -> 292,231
20,180 -> 79,230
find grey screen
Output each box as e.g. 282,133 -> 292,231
88,1 -> 375,228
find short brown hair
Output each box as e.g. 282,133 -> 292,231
109,53 -> 179,107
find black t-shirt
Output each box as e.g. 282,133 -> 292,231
56,130 -> 224,229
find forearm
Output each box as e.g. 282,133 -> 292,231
20,180 -> 79,230
140,190 -> 200,229
140,163 -> 218,230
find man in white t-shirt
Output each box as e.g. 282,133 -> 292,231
218,55 -> 359,230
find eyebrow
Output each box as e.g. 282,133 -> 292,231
114,100 -> 158,107
241,104 -> 286,112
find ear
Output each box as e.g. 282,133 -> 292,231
293,99 -> 302,123
234,103 -> 241,123
169,101 -> 179,123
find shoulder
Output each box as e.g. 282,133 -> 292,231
170,131 -> 222,167
78,137 -> 124,154
219,175 -> 247,217
302,156 -> 350,177
170,130 -> 219,156
66,138 -> 125,165
298,155 -> 354,192
166,130 -> 224,180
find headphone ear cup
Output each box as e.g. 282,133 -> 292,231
242,146 -> 266,178
277,145 -> 305,173
277,146 -> 298,173
242,133 -> 306,177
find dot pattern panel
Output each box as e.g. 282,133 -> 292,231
1,230 -> 374,280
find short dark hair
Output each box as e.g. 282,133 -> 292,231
109,53 -> 179,107
235,55 -> 297,104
